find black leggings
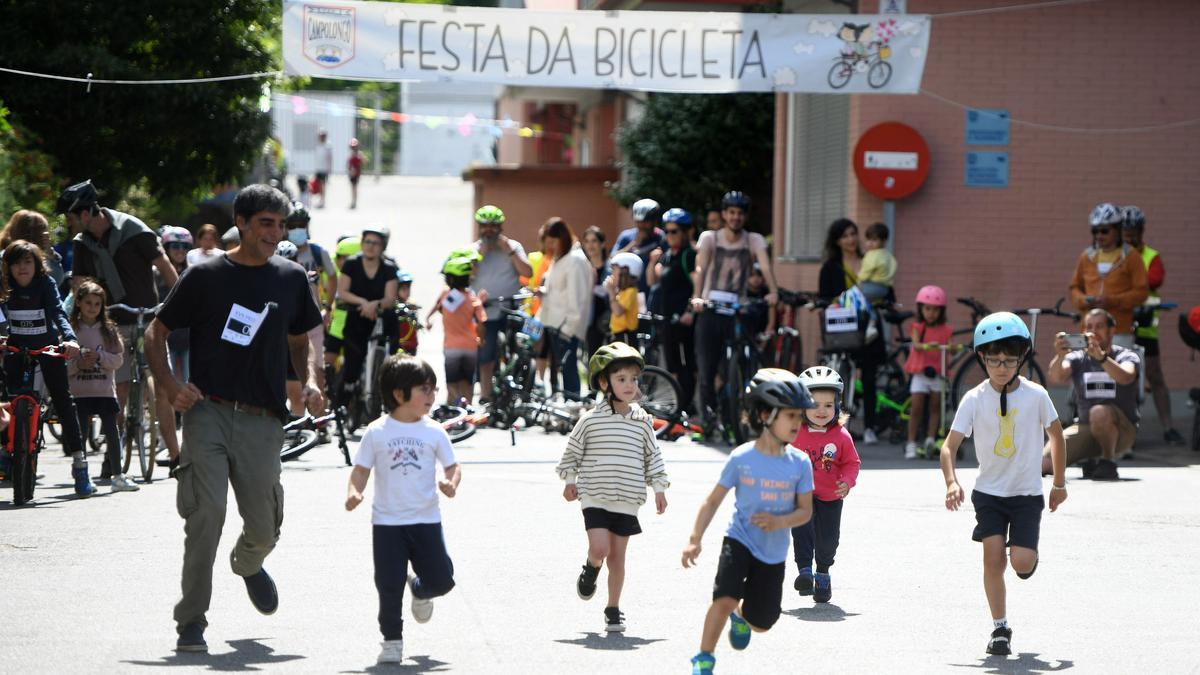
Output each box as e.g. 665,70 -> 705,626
75,397 -> 120,476
5,354 -> 85,456
855,333 -> 886,432
339,311 -> 398,406
661,320 -> 696,414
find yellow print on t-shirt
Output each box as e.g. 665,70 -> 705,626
994,407 -> 1017,459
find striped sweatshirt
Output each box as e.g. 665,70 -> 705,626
556,400 -> 670,516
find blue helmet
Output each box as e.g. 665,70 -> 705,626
661,208 -> 692,227
396,269 -> 414,284
973,312 -> 1030,351
721,190 -> 750,210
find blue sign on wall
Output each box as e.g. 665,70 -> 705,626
965,152 -> 1008,188
966,109 -> 1009,145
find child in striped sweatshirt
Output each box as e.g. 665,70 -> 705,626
556,341 -> 669,634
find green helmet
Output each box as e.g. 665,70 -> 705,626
442,247 -> 483,277
474,204 -> 505,225
335,236 -> 362,258
588,342 -> 644,390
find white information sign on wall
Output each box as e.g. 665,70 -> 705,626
283,1 -> 931,94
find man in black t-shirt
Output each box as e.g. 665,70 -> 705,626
146,184 -> 323,653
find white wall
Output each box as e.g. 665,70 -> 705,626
271,91 -> 357,177
399,81 -> 501,177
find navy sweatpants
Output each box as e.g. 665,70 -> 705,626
373,523 -> 456,640
791,498 -> 844,573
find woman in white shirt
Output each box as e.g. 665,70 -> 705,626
536,218 -> 594,395
186,223 -> 225,267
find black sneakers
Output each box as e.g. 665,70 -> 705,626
176,622 -> 208,653
1091,458 -> 1120,481
794,567 -> 814,595
604,606 -> 625,633
577,561 -> 600,601
986,626 -> 1012,655
243,568 -> 279,615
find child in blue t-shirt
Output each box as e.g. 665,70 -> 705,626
682,368 -> 815,675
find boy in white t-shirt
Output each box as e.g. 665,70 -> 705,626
346,355 -> 462,665
940,313 -> 1067,658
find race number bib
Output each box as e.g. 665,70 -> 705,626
442,289 -> 466,313
824,306 -> 859,333
221,303 -> 269,347
1082,371 -> 1116,399
1097,262 -> 1113,278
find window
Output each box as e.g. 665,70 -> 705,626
784,94 -> 849,261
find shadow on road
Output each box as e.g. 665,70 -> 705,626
554,632 -> 666,651
123,638 -> 305,671
341,655 -> 451,672
782,602 -> 860,622
950,652 -> 1074,674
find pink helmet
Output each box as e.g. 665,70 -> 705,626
915,285 -> 947,307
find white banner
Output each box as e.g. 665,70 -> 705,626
283,1 -> 931,94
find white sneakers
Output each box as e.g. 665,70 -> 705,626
111,475 -> 140,492
377,639 -> 403,664
408,574 -> 434,623
904,442 -> 919,459
863,429 -> 879,445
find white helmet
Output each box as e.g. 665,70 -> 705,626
798,365 -> 844,394
611,251 -> 644,279
1088,202 -> 1123,228
631,198 -> 660,222
275,240 -> 299,260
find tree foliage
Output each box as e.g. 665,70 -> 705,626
613,93 -> 774,228
0,0 -> 277,211
0,103 -> 58,220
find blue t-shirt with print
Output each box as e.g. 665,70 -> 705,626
718,443 -> 814,564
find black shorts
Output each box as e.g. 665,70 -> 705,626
712,537 -> 785,630
324,333 -> 343,355
582,507 -> 642,537
971,490 -> 1043,551
1134,335 -> 1159,357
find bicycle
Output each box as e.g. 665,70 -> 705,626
335,303 -> 391,433
827,40 -> 893,90
280,411 -> 339,462
110,303 -> 162,483
703,298 -> 769,445
949,298 -> 1079,416
763,289 -> 815,374
2,344 -> 67,506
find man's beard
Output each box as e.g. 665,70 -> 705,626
481,233 -> 498,245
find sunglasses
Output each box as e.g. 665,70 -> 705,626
165,242 -> 190,251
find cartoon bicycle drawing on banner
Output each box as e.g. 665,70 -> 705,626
828,20 -> 895,90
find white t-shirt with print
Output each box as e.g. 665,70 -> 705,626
950,377 -> 1059,498
353,415 -> 457,526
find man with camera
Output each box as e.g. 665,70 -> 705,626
1042,308 -> 1140,481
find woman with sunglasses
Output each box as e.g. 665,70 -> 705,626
646,208 -> 697,414
1068,203 -> 1148,348
336,225 -> 399,407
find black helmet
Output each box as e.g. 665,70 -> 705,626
56,180 -> 99,215
748,368 -> 814,409
286,201 -> 310,226
721,190 -> 750,210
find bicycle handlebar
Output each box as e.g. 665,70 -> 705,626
482,291 -> 534,307
1,343 -> 68,359
109,303 -> 163,317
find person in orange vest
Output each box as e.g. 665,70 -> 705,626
1068,203 -> 1148,348
1121,206 -> 1184,445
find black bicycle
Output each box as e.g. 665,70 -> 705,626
703,298 -> 770,445
2,344 -> 67,506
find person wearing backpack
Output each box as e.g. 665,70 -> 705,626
647,208 -> 697,415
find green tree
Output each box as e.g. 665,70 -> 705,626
0,0 -> 277,213
613,93 -> 774,230
0,103 -> 58,220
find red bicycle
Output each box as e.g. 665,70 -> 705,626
3,344 -> 67,506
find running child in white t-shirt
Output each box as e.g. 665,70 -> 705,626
940,312 -> 1067,658
346,355 -> 462,666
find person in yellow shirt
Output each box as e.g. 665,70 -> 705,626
857,222 -> 898,305
606,252 -> 643,346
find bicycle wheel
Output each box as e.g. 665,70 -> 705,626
11,398 -> 35,505
724,357 -> 749,445
639,366 -> 683,439
827,60 -> 853,89
280,428 -> 320,462
44,400 -> 63,443
366,347 -> 385,421
868,60 -> 892,88
778,333 -> 802,374
140,380 -> 160,482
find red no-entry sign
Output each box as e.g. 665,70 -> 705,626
853,122 -> 930,200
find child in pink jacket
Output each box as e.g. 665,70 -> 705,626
789,365 -> 861,604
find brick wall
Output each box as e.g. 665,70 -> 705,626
774,0 -> 1200,388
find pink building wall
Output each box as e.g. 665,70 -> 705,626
774,0 -> 1200,387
